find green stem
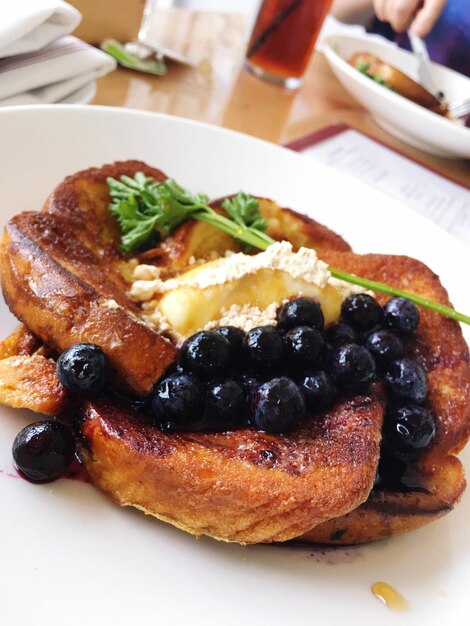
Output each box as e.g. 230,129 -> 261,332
195,211 -> 274,251
108,174 -> 470,327
330,268 -> 470,325
194,217 -> 470,326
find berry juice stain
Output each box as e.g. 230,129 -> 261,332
0,467 -> 20,479
371,581 -> 410,612
63,456 -> 90,483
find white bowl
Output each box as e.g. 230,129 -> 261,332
322,34 -> 470,158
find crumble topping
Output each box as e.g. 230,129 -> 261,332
130,242 -> 330,301
204,303 -> 280,333
129,241 -> 371,338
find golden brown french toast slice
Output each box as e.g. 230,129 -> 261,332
0,325 -> 67,415
0,162 -> 179,397
300,251 -> 470,544
299,454 -> 465,544
79,389 -> 383,544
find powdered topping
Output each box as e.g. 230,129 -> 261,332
204,303 -> 280,333
130,241 -> 331,301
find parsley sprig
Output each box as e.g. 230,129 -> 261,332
356,61 -> 394,91
107,173 -> 470,326
108,173 -> 271,253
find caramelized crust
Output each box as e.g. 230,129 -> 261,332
43,160 -> 167,250
0,324 -> 43,359
0,162 -> 178,397
299,454 -> 465,544
0,354 -> 67,415
257,199 -> 351,253
301,250 -> 470,543
79,390 -> 383,544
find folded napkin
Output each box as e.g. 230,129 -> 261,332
0,35 -> 116,105
0,0 -> 81,58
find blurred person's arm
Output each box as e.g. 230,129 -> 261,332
332,0 -> 448,37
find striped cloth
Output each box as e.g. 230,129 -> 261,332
0,0 -> 116,105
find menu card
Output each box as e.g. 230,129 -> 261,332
288,125 -> 470,246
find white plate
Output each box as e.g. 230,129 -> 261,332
0,105 -> 469,626
322,34 -> 470,159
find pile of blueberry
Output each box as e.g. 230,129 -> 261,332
11,293 -> 437,485
151,294 -> 436,460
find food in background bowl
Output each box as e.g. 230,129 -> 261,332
349,52 -> 449,117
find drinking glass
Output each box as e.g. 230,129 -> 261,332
245,0 -> 333,89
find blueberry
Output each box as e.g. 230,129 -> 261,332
150,373 -> 204,431
12,421 -> 75,483
372,448 -> 407,491
179,331 -> 230,378
299,371 -> 337,413
215,326 -> 246,363
385,357 -> 428,403
341,294 -> 382,331
364,329 -> 404,368
276,297 -> 324,332
329,343 -> 376,392
284,326 -> 325,370
244,326 -> 284,371
250,377 -> 305,433
238,372 -> 263,395
384,405 -> 436,460
325,322 -> 358,348
383,297 -> 419,334
57,343 -> 108,394
202,379 -> 246,431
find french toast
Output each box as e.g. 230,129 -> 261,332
0,162 -> 350,397
0,325 -> 67,415
79,390 -> 383,543
79,250 -> 469,544
298,251 -> 470,544
1,161 -> 469,546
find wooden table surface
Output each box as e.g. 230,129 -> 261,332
74,3 -> 469,187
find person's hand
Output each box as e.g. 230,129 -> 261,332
373,0 -> 447,36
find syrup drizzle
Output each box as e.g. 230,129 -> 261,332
372,582 -> 410,612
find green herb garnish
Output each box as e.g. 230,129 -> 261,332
101,39 -> 167,75
107,173 -> 470,326
108,173 -> 271,253
356,61 -> 394,91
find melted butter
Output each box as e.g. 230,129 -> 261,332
371,582 -> 410,612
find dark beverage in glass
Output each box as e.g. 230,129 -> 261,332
245,0 -> 332,88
